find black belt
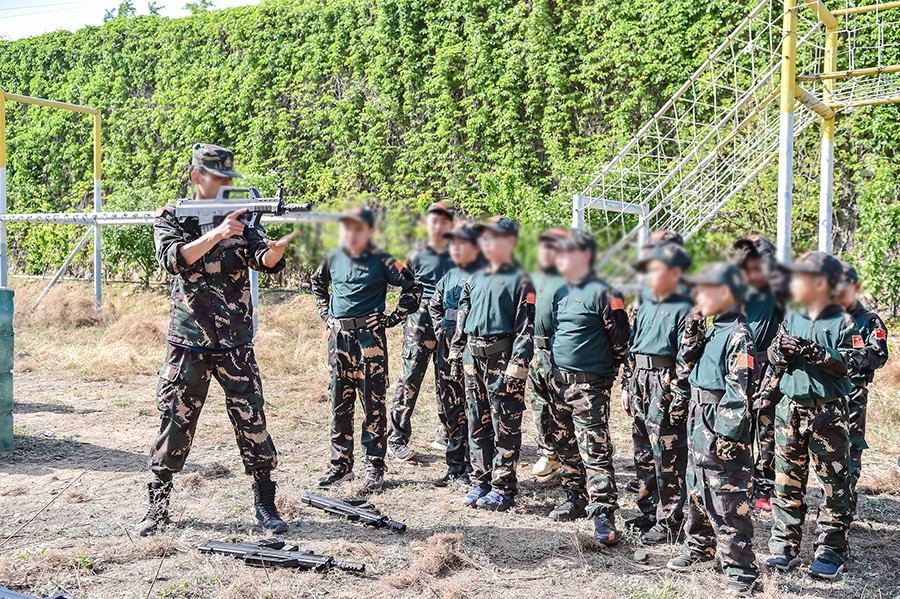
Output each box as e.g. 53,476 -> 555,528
691,387 -> 724,404
633,353 -> 675,369
534,336 -> 551,350
791,396 -> 842,407
468,336 -> 513,358
336,315 -> 374,331
756,351 -> 769,365
553,368 -> 604,385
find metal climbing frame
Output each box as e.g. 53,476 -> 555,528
575,0 -> 900,276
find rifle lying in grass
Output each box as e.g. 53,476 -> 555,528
198,539 -> 365,573
301,493 -> 407,532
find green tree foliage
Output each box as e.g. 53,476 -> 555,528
0,0 -> 898,305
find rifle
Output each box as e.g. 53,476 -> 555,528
301,493 -> 407,532
197,539 -> 365,573
174,185 -> 320,234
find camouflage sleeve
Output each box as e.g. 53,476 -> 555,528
383,255 -> 423,325
428,274 -> 447,327
600,288 -> 630,376
715,327 -> 756,441
244,225 -> 285,274
673,310 -> 707,399
449,278 -> 471,360
505,274 -> 536,380
767,318 -> 793,366
153,209 -> 196,276
620,302 -> 639,391
847,313 -> 889,375
310,254 -> 332,323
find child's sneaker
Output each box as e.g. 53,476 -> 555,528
316,467 -> 354,488
667,552 -> 715,572
462,485 -> 491,507
593,513 -> 619,546
475,490 -> 514,512
725,579 -> 757,597
752,496 -> 772,512
809,558 -> 843,580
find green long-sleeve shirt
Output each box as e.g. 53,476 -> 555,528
429,257 -> 486,329
745,284 -> 783,353
532,267 -> 565,339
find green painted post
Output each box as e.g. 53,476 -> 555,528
0,288 -> 13,452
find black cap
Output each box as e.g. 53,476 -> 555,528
633,242 -> 691,273
643,229 -> 684,249
444,221 -> 480,243
785,251 -> 844,291
840,259 -> 859,285
557,229 -> 597,255
339,206 -> 376,227
426,201 -> 454,219
473,215 -> 520,237
733,237 -> 762,266
538,227 -> 570,245
683,262 -> 748,303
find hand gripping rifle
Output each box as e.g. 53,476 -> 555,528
301,493 -> 407,532
174,185 -> 321,234
198,538 -> 365,573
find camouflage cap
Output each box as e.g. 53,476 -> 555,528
643,229 -> 684,249
840,259 -> 860,285
538,227 -> 570,246
339,205 -> 376,227
748,233 -> 776,257
191,143 -> 242,178
444,221 -> 480,243
557,229 -> 597,255
473,215 -> 519,237
633,241 -> 691,273
732,237 -> 762,266
683,261 -> 748,303
786,251 -> 844,290
426,201 -> 454,219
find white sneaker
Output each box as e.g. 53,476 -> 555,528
531,455 -> 561,477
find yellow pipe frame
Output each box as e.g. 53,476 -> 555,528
798,63 -> 900,81
833,1 -> 900,16
795,84 -> 836,119
781,0 -> 799,115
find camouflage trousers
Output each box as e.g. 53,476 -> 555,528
685,401 -> 757,583
435,326 -> 469,475
750,358 -> 779,498
552,373 -> 619,517
769,398 -> 851,565
389,311 -> 438,447
328,326 -> 389,472
150,343 -> 277,478
528,347 -> 561,459
628,366 -> 687,530
847,385 -> 868,514
464,346 -> 525,496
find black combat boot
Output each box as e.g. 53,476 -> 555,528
549,490 -> 588,521
134,480 -> 173,537
253,478 -> 289,534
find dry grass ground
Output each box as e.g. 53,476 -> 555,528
1,281 -> 899,599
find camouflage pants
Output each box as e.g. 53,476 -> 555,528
847,386 -> 868,514
528,347 -> 561,459
329,326 -> 389,472
750,359 -> 779,497
629,366 -> 687,529
769,399 -> 851,565
684,401 -> 757,583
389,311 -> 438,447
150,344 -> 277,477
464,346 -> 525,496
553,374 -> 618,517
435,326 -> 469,475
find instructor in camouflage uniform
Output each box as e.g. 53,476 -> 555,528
136,143 -> 298,537
389,202 -> 454,460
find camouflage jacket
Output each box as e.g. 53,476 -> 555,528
846,301 -> 889,385
450,260 -> 535,379
683,310 -> 756,441
154,206 -> 284,349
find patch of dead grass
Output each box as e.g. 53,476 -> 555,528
388,533 -> 469,589
63,490 -> 89,503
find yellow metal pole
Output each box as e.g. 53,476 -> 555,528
833,1 -> 900,16
3,93 -> 97,116
797,63 -> 900,82
803,0 -> 838,28
777,0 -> 799,263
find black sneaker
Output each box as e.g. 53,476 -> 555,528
624,514 -> 656,533
641,522 -> 681,545
725,579 -> 757,597
362,468 -> 385,493
667,552 -> 715,572
593,513 -> 619,546
624,479 -> 640,493
549,490 -> 588,521
317,467 -> 354,488
388,442 -> 416,462
433,471 -> 471,488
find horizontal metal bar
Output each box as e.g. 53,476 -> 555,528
832,1 -> 900,16
3,92 -> 99,115
834,94 -> 900,108
578,194 -> 647,216
0,211 -> 342,225
797,64 -> 900,81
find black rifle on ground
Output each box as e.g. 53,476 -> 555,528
197,539 -> 365,573
301,493 -> 407,532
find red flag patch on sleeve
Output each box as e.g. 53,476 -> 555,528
395,261 -> 405,271
610,297 -> 625,311
852,335 -> 865,348
735,353 -> 754,369
526,292 -> 536,305
875,328 -> 886,339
